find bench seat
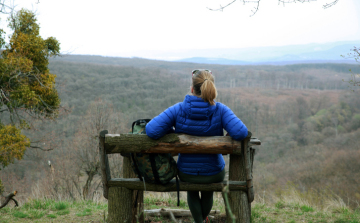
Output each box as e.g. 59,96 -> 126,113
108,178 -> 247,192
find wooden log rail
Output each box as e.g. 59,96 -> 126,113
99,131 -> 261,223
104,133 -> 261,155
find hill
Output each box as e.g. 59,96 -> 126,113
0,55 -> 359,211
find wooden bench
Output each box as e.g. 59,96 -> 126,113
99,131 -> 261,223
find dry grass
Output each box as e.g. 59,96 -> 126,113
1,186 -> 360,223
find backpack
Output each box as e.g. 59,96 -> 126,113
129,119 -> 180,206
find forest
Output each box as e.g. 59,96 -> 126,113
1,54 -> 360,211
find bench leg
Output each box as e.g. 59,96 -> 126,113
125,156 -> 144,223
227,191 -> 251,223
226,153 -> 251,223
108,187 -> 132,223
108,156 -> 144,223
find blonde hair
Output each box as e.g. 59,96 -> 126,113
192,70 -> 217,105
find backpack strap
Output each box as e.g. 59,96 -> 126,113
130,153 -> 143,181
149,154 -> 161,184
176,175 -> 180,206
131,121 -> 137,134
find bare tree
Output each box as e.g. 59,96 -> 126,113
73,99 -> 126,200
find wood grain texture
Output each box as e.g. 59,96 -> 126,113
245,144 -> 254,203
108,187 -> 132,223
99,131 -> 110,199
108,178 -> 247,192
105,134 -> 260,155
108,157 -> 144,223
124,157 -> 144,223
227,138 -> 251,223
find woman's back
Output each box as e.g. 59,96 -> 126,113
146,94 -> 248,176
146,95 -> 247,140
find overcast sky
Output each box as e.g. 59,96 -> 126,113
1,0 -> 359,59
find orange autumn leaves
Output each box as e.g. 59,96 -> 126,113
0,124 -> 30,169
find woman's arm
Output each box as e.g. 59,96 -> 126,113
146,103 -> 180,139
220,103 -> 248,141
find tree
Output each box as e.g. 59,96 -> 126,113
0,8 -> 60,171
73,99 -> 126,199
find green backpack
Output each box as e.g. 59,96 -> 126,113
129,119 -> 178,186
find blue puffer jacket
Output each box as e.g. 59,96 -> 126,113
146,95 -> 248,176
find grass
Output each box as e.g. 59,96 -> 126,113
27,209 -> 46,219
53,201 -> 69,210
56,209 -> 70,215
250,199 -> 360,223
13,211 -> 28,218
0,198 -> 106,223
1,188 -> 360,222
76,208 -> 92,217
47,213 -> 57,218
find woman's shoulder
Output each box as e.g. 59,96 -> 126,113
164,102 -> 183,115
215,101 -> 228,110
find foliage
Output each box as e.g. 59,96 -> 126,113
0,8 -> 60,169
0,123 -> 30,169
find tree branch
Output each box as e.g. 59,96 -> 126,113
29,145 -> 53,151
207,0 -> 237,12
0,191 -> 18,209
207,0 -> 340,15
0,1 -> 14,14
323,0 -> 339,9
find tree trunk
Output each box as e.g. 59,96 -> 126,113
82,164 -> 99,200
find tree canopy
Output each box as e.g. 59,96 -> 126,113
0,8 -> 60,171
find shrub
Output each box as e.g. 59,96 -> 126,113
275,201 -> 285,209
300,205 -> 314,212
53,201 -> 68,210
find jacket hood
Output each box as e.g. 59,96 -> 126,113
182,95 -> 217,120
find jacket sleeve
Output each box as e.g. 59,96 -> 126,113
220,103 -> 248,141
146,103 -> 179,139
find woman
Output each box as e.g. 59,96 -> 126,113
146,69 -> 248,223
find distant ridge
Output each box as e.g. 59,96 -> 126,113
176,57 -> 356,66
176,57 -> 251,65
170,41 -> 359,65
